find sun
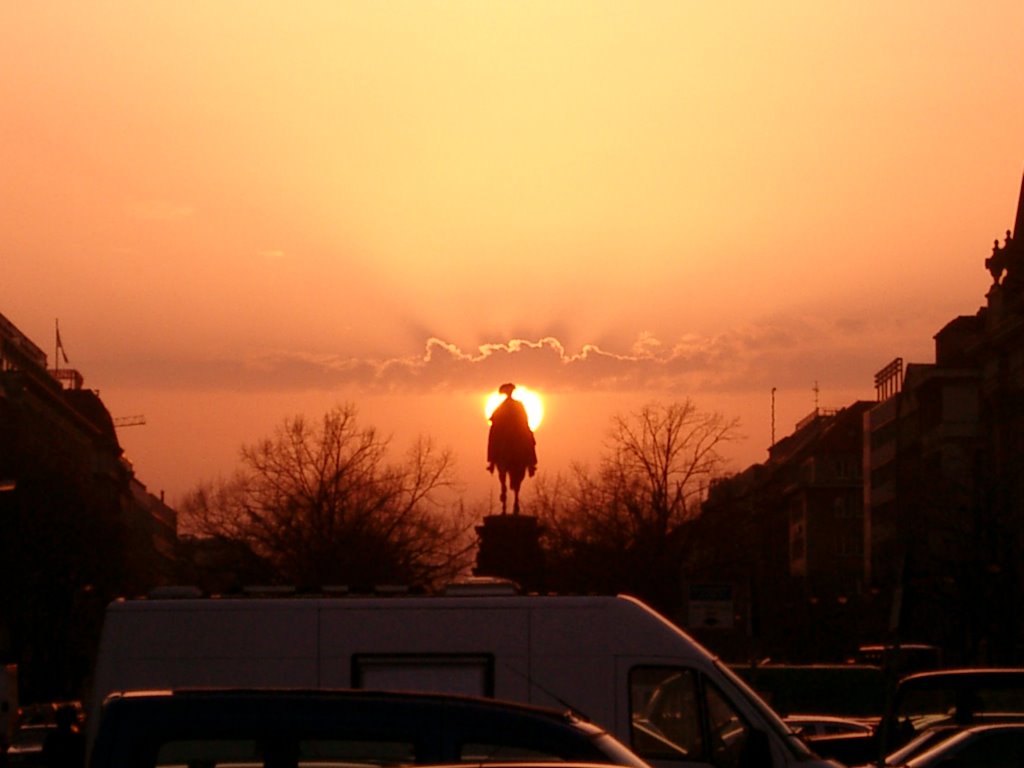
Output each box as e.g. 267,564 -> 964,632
484,385 -> 544,431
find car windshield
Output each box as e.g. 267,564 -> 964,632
881,672 -> 1024,754
894,676 -> 1024,730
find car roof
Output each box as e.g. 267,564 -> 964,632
90,688 -> 647,768
900,668 -> 1024,684
104,687 -> 593,725
941,722 -> 1024,733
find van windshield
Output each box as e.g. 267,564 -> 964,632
713,660 -> 815,759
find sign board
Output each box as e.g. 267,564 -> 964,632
687,583 -> 734,629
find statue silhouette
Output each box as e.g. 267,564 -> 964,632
487,383 -> 537,515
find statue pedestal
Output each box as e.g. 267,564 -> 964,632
474,514 -> 544,592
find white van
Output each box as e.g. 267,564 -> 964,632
90,590 -> 838,768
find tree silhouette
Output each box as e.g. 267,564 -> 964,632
180,404 -> 474,592
536,400 -> 739,617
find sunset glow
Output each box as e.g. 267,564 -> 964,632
2,2 -> 1022,504
485,387 -> 544,432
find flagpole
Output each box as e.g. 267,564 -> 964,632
55,319 -> 68,371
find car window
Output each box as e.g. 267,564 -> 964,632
155,738 -> 262,768
891,676 -> 1024,749
153,738 -> 418,768
976,687 -> 1024,714
298,739 -> 417,766
459,743 -> 569,762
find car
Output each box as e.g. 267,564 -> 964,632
877,668 -> 1024,756
731,664 -> 885,722
6,724 -> 55,767
809,667 -> 1024,766
855,644 -> 942,675
783,715 -> 874,738
860,725 -> 963,768
88,689 -> 652,768
902,723 -> 1024,767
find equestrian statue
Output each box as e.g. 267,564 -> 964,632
486,382 -> 538,515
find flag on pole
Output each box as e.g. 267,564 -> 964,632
56,320 -> 69,364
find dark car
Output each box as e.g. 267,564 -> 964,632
860,725 -> 962,768
876,668 -> 1024,757
805,668 -> 1024,766
903,723 -> 1024,767
88,689 -> 650,768
7,724 -> 54,767
783,715 -> 874,739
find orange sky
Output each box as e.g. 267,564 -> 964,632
2,2 -> 1022,508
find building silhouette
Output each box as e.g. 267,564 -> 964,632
693,402 -> 873,662
0,312 -> 176,702
691,170 -> 1024,665
864,172 -> 1024,663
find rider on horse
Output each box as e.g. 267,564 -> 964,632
487,383 -> 538,515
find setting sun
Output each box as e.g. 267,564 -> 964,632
485,385 -> 544,431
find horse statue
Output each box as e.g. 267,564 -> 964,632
487,383 -> 538,515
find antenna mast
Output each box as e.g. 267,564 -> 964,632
113,415 -> 147,428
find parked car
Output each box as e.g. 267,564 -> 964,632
855,645 -> 942,675
783,715 -> 874,738
876,668 -> 1024,756
861,725 -> 962,767
87,688 -> 652,768
809,667 -> 1024,766
731,664 -> 885,722
902,723 -> 1024,767
6,724 -> 53,767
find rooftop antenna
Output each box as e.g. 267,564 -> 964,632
771,387 -> 776,446
113,415 -> 147,428
813,380 -> 820,414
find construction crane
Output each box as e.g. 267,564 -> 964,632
113,415 -> 146,428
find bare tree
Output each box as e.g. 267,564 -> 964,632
180,404 -> 474,592
537,400 -> 739,615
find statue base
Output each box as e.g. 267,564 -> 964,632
474,514 -> 544,593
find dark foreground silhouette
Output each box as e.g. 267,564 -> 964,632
486,383 -> 537,514
42,706 -> 84,768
